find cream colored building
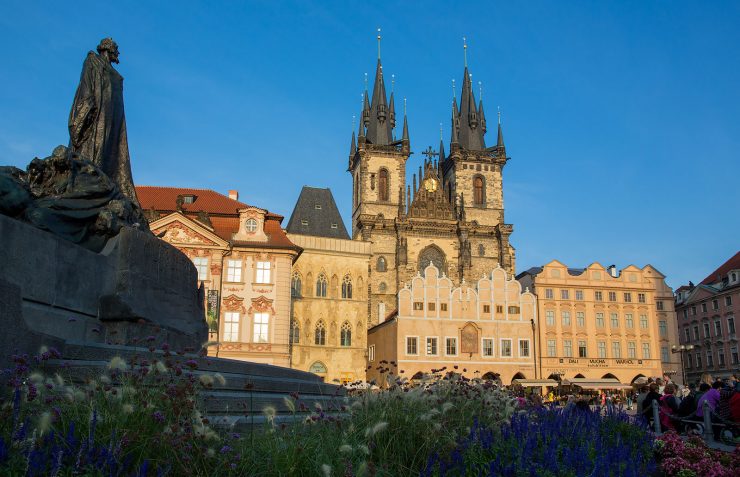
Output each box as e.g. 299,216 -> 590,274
517,261 -> 681,386
286,187 -> 372,384
137,186 -> 301,368
368,263 -> 537,385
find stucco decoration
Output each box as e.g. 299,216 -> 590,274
460,322 -> 479,355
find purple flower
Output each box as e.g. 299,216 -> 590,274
220,445 -> 232,454
151,411 -> 165,423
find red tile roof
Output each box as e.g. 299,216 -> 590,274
137,185 -> 299,253
700,251 -> 740,285
136,186 -> 248,215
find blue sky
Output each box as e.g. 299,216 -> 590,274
1,1 -> 738,288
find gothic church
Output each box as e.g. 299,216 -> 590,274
349,49 -> 516,326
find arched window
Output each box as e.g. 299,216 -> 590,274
341,275 -> 353,299
290,319 -> 300,344
314,320 -> 326,345
377,256 -> 387,272
316,274 -> 327,297
340,321 -> 352,347
245,218 -> 258,232
418,245 -> 446,277
291,272 -> 302,297
378,168 -> 389,201
478,244 -> 485,257
473,176 -> 485,206
309,361 -> 327,374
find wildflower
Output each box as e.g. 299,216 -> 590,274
199,374 -> 214,387
214,373 -> 226,386
37,411 -> 52,435
263,406 -> 276,420
283,396 -> 296,413
154,361 -> 168,374
220,445 -> 232,454
339,444 -> 353,454
185,359 -> 198,369
321,464 -> 332,477
151,411 -> 165,423
365,421 -> 388,438
122,404 -> 134,414
358,445 -> 370,455
108,356 -> 127,371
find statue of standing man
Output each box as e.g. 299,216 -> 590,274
68,38 -> 140,208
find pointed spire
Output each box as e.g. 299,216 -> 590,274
401,97 -> 409,147
497,107 -> 505,149
389,92 -> 396,129
451,40 -> 485,151
365,56 -> 393,145
479,100 -> 486,134
439,137 -> 446,163
450,97 -> 459,144
350,131 -> 356,157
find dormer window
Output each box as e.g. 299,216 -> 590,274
245,218 -> 258,233
314,204 -> 322,210
301,219 -> 308,226
182,195 -> 195,204
331,223 -> 338,229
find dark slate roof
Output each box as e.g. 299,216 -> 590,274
286,187 -> 350,239
700,251 -> 740,285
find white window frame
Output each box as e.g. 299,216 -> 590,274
562,311 -> 571,326
546,310 -> 555,326
627,341 -> 636,358
563,340 -> 572,358
481,338 -> 494,357
642,343 -> 651,359
518,339 -> 530,358
192,257 -> 208,281
252,312 -> 269,343
596,312 -> 605,328
256,261 -> 271,284
576,311 -> 585,327
223,312 -> 240,342
547,339 -> 556,357
406,336 -> 419,355
625,313 -> 634,328
639,314 -> 648,329
368,345 -> 375,362
245,218 -> 258,232
426,336 -> 438,356
500,338 -> 512,358
597,341 -> 606,358
612,341 -> 621,359
445,337 -> 458,356
226,260 -> 242,282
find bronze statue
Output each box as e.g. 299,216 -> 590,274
68,38 -> 139,207
0,38 -> 148,251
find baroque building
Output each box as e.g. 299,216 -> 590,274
349,49 -> 516,327
517,261 -> 680,386
136,186 -> 301,367
674,251 -> 739,383
285,187 -> 371,384
367,263 -> 537,386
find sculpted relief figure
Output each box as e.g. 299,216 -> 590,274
69,38 -> 139,207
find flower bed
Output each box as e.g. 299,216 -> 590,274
654,431 -> 740,477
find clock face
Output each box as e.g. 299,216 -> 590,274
424,178 -> 438,192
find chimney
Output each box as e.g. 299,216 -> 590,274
228,190 -> 239,201
607,264 -> 618,278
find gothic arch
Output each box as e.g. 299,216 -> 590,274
291,271 -> 302,297
473,175 -> 486,206
417,245 -> 446,277
378,168 -> 389,201
602,373 -> 618,380
330,275 -> 339,298
342,274 -> 353,299
377,256 -> 387,272
340,321 -> 352,347
511,372 -> 527,384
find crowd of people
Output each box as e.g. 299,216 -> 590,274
635,373 -> 740,440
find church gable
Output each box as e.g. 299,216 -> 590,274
407,159 -> 454,221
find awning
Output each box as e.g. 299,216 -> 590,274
512,379 -> 558,387
563,378 -> 632,390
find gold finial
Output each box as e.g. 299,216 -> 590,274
404,97 -> 407,115
364,72 -> 368,91
463,36 -> 468,67
452,79 -> 456,100
478,81 -> 482,100
377,28 -> 382,59
391,74 -> 395,93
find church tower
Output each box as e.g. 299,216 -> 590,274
440,44 -> 515,273
348,35 -> 410,325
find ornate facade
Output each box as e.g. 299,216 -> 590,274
349,52 -> 516,327
137,186 -> 301,367
367,263 -> 537,385
517,261 -> 680,386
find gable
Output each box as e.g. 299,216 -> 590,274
150,213 -> 228,247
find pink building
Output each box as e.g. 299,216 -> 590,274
674,251 -> 740,383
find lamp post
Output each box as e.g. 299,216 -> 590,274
671,344 -> 694,386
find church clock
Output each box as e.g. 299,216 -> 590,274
423,177 -> 438,192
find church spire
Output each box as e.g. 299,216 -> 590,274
497,107 -> 505,149
349,130 -> 356,157
454,40 -> 486,151
364,30 -> 394,145
401,97 -> 410,152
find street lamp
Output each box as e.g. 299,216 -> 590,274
671,344 -> 694,386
